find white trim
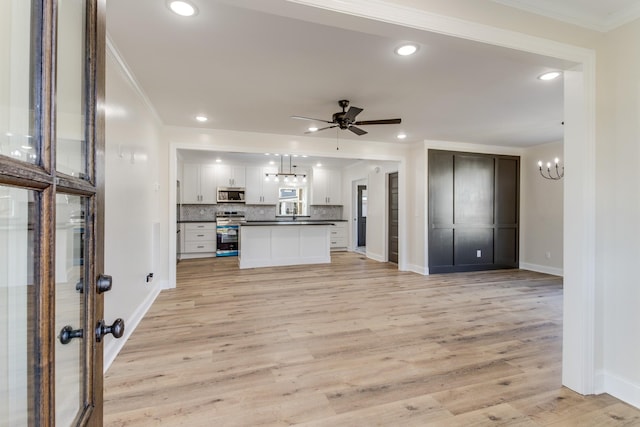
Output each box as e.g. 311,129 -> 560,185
425,139 -> 524,157
599,371 -> 640,409
491,0 -> 640,33
406,263 -> 428,275
519,262 -> 563,277
366,251 -> 385,263
286,0 -> 594,62
106,34 -> 163,125
103,282 -> 163,373
289,0 -> 597,398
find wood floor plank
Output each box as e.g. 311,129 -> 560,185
103,253 -> 640,426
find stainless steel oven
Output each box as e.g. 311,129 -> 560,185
216,211 -> 245,257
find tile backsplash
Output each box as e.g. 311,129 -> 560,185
180,204 -> 343,221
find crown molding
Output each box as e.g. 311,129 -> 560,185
492,0 -> 640,32
106,33 -> 163,125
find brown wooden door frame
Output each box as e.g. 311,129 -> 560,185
0,0 -> 106,424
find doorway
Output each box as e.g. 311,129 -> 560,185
388,172 -> 399,264
356,185 -> 367,252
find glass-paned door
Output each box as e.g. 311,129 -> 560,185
0,0 -> 107,425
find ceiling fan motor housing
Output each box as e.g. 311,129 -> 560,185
333,111 -> 349,129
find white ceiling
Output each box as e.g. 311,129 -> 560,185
492,0 -> 640,32
106,0 -> 582,150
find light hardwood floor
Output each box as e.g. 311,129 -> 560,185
104,253 -> 640,426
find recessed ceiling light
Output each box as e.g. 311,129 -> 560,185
395,44 -> 418,56
215,158 -> 222,163
316,163 -> 322,167
308,126 -> 318,132
195,115 -> 208,122
397,133 -> 407,140
168,1 -> 197,17
538,71 -> 562,81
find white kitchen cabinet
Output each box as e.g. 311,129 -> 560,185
182,163 -> 216,204
215,165 -> 246,187
245,166 -> 278,204
181,222 -> 216,259
311,168 -> 342,205
330,221 -> 348,251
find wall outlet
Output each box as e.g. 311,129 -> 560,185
199,209 -> 204,215
476,250 -> 482,258
259,209 -> 264,215
545,251 -> 551,259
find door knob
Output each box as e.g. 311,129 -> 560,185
96,274 -> 112,293
95,318 -> 125,342
59,325 -> 83,344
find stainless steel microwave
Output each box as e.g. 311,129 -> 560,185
217,187 -> 245,203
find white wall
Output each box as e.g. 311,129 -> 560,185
103,46 -> 165,371
520,141 -> 564,275
406,143 -> 426,273
594,18 -> 640,407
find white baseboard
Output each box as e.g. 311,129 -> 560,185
406,263 -> 428,275
366,251 -> 385,262
597,371 -> 640,410
519,262 -> 563,277
103,283 -> 163,374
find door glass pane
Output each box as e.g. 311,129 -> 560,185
56,0 -> 87,177
55,193 -> 86,426
0,0 -> 37,164
0,185 -> 35,425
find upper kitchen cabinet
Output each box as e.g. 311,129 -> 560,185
216,165 -> 246,187
245,166 -> 278,205
311,168 -> 342,205
183,163 -> 217,204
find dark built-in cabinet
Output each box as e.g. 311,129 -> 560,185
428,150 -> 519,273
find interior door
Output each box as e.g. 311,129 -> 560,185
388,172 -> 399,264
357,185 -> 367,247
0,0 -> 110,425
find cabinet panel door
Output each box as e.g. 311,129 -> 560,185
200,165 -> 217,204
311,168 -> 329,205
182,164 -> 201,203
454,155 -> 494,225
326,170 -> 342,205
232,166 -> 246,187
244,167 -> 262,204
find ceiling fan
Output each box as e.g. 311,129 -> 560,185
291,99 -> 401,136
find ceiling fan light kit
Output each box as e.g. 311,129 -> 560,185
291,99 -> 401,136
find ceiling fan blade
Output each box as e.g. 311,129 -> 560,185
305,125 -> 337,134
353,118 -> 402,126
291,115 -> 333,124
348,126 -> 367,136
343,106 -> 363,122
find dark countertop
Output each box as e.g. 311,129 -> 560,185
243,221 -> 335,226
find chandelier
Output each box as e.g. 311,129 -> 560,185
538,158 -> 564,180
265,155 -> 307,183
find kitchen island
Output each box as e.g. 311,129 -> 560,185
239,221 -> 333,269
